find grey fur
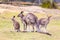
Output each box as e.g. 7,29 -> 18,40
11,16 -> 20,32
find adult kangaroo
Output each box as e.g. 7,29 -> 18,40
37,16 -> 52,36
17,11 -> 39,32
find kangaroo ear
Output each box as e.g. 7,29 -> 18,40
20,11 -> 24,14
13,16 -> 15,18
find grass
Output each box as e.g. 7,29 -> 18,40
0,11 -> 60,40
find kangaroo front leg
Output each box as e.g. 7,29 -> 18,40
23,24 -> 27,32
27,25 -> 31,32
23,22 -> 27,32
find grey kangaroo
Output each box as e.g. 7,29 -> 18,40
11,16 -> 20,32
17,11 -> 40,32
37,16 -> 52,36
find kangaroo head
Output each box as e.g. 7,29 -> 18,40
11,16 -> 15,21
17,11 -> 24,18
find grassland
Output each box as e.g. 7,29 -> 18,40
0,11 -> 60,40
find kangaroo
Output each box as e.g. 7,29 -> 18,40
17,11 -> 40,32
11,16 -> 20,32
38,16 -> 52,36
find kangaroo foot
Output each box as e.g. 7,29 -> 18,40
35,31 -> 37,32
46,33 -> 52,36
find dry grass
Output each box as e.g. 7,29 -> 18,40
0,11 -> 60,40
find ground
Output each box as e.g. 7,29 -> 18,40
0,4 -> 60,40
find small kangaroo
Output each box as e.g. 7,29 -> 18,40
11,16 -> 20,32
